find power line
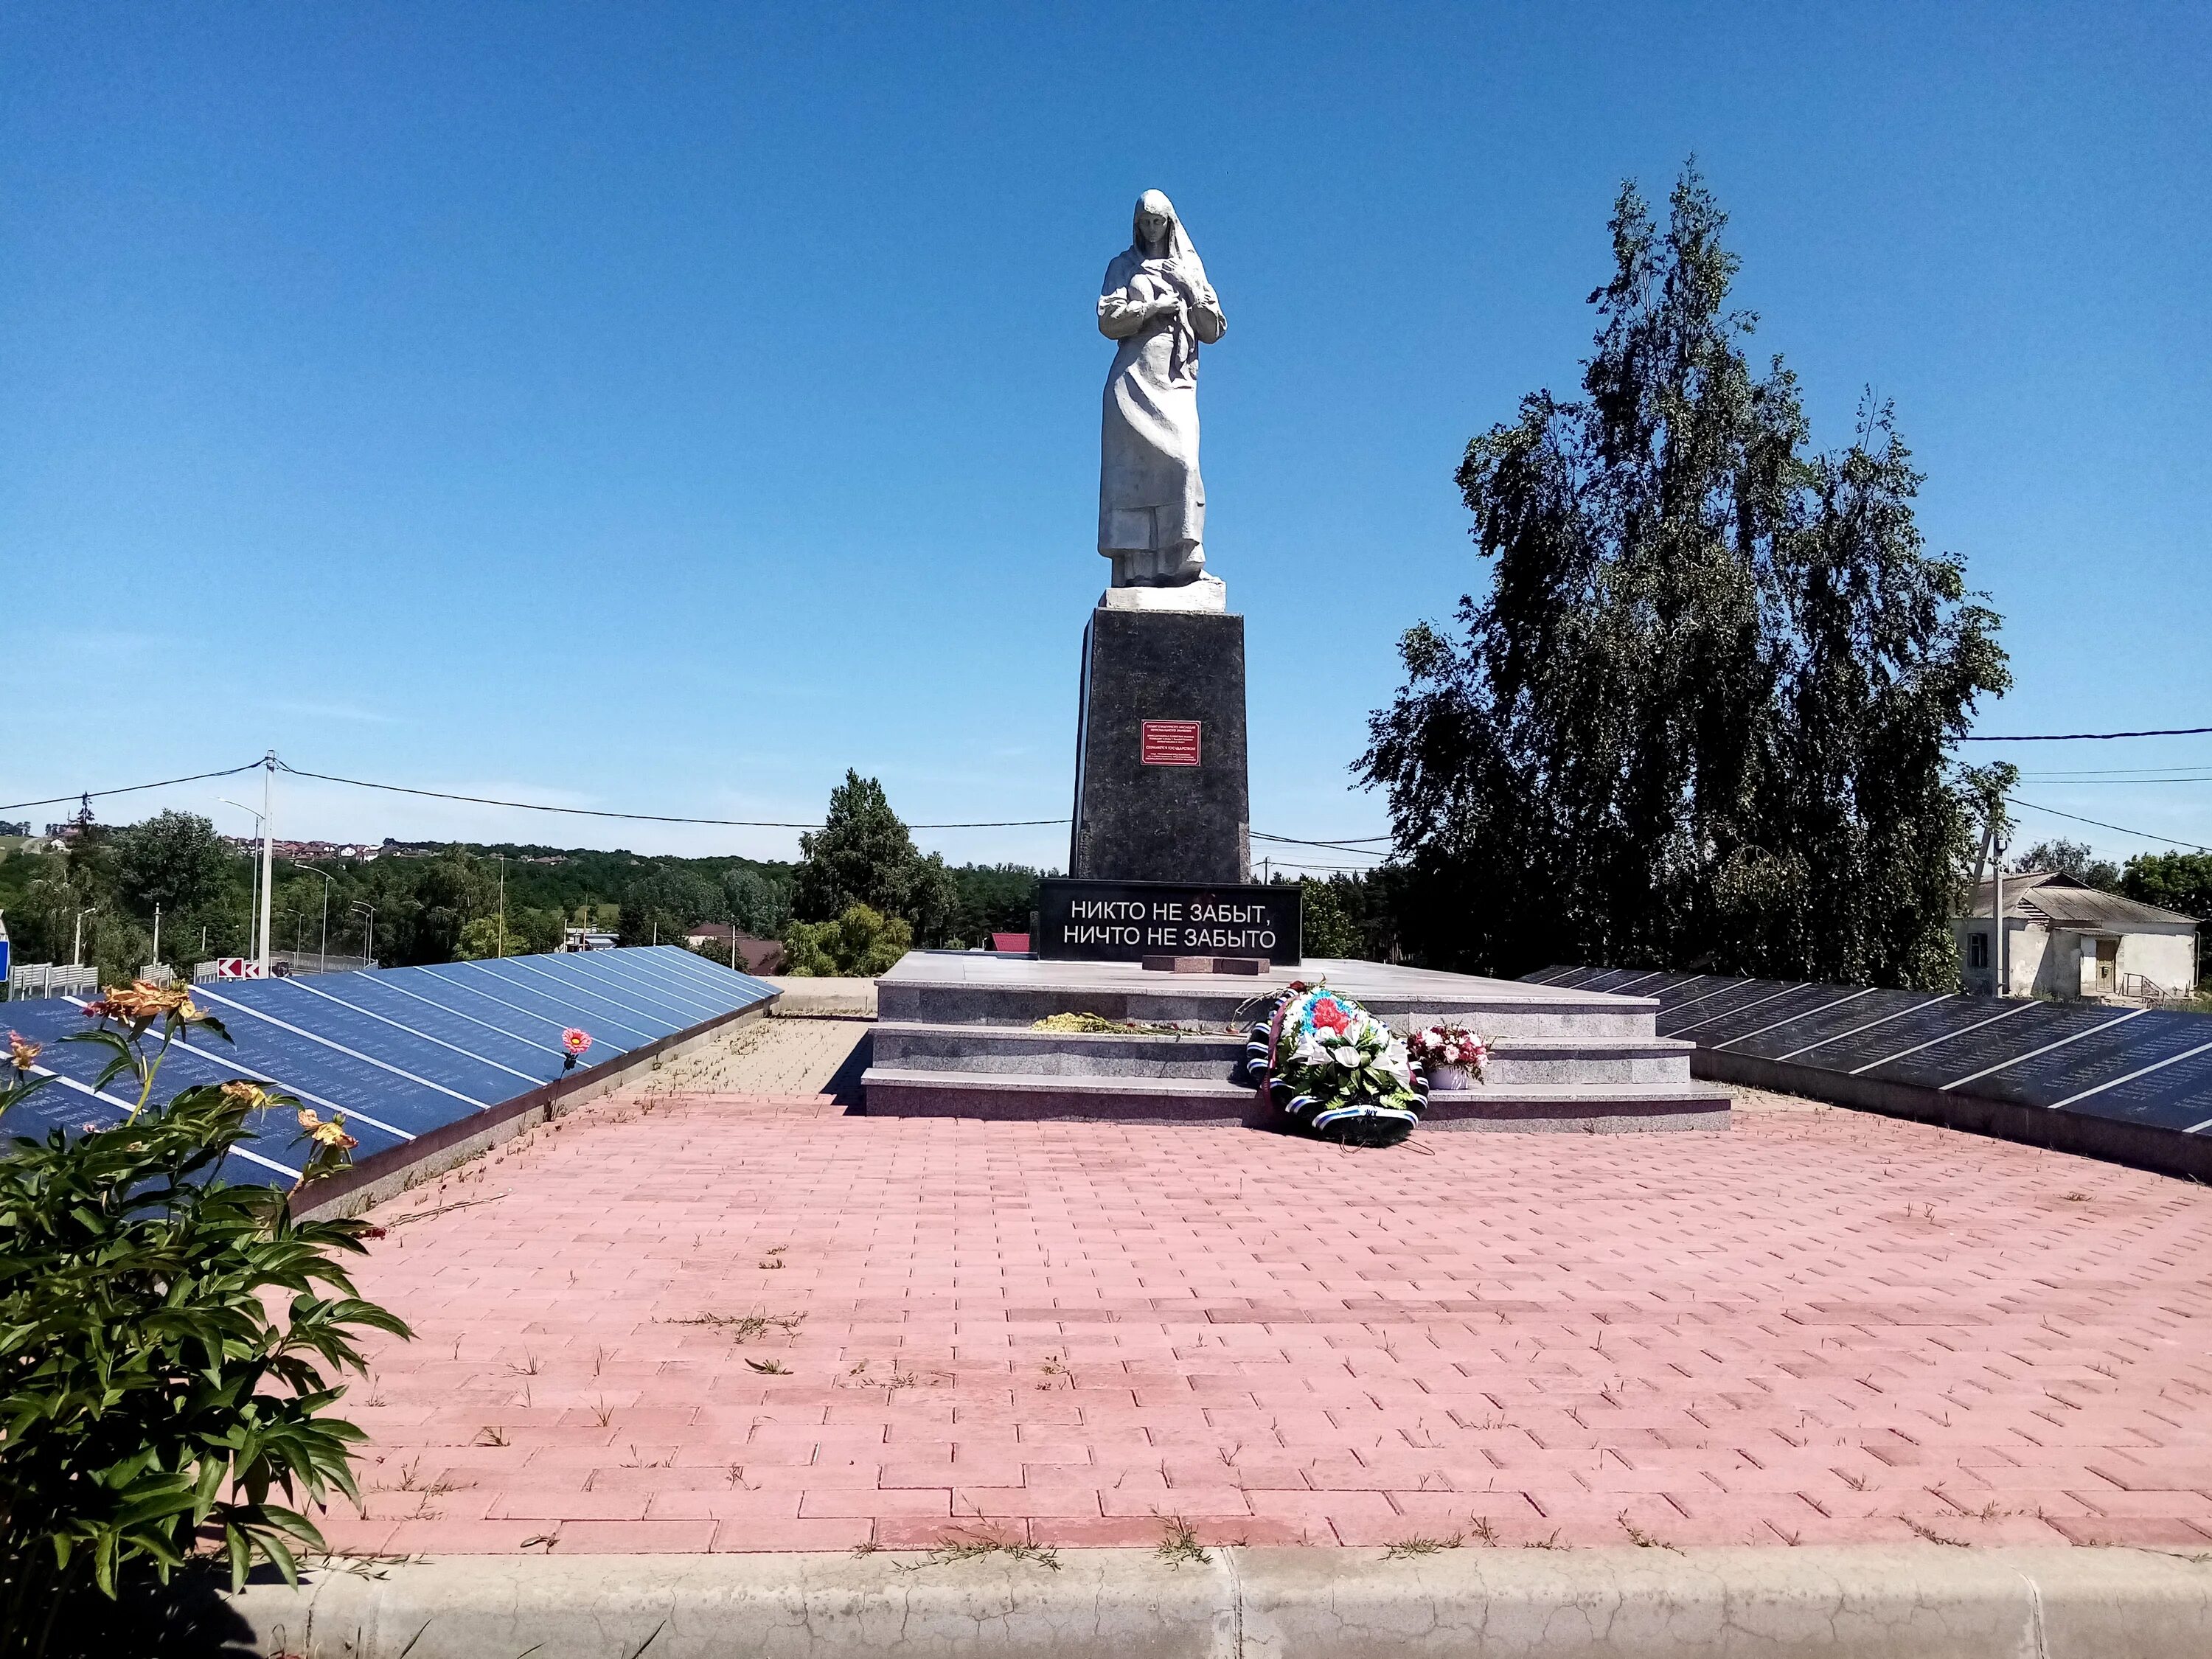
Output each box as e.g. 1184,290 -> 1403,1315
274,763 -> 1072,830
0,760 -> 265,815
2007,796 -> 2212,854
1964,726 -> 2212,742
1251,831 -> 1390,854
2020,773 -> 2212,785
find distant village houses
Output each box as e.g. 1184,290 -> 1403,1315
682,919 -> 785,975
1957,872 -> 2199,1003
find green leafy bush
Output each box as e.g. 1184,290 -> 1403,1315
0,989 -> 408,1655
780,902 -> 912,976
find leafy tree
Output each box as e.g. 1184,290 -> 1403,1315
508,905 -> 564,955
2122,852 -> 2212,981
2017,838 -> 2123,891
404,848 -> 496,964
720,868 -> 789,937
616,865 -> 719,948
790,772 -> 956,947
1299,877 -> 1363,959
451,917 -> 513,961
1362,165 -> 2008,987
111,812 -> 232,917
780,903 -> 912,976
945,864 -> 1040,949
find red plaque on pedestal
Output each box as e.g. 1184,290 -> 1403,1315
1140,720 -> 1202,766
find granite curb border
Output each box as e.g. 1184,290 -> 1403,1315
214,1545 -> 2212,1658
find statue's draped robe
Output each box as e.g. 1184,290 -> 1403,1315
1097,248 -> 1225,582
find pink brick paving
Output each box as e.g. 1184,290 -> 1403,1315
321,1086 -> 2212,1557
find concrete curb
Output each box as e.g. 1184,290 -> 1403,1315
765,976 -> 879,1018
215,1545 -> 2212,1657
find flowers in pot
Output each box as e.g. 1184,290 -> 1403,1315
1242,983 -> 1427,1147
1407,1021 -> 1487,1091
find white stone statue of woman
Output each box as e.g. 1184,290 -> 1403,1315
1097,189 -> 1225,591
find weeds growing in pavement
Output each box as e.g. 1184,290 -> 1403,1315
1154,1514 -> 1210,1569
1383,1534 -> 1462,1558
666,1310 -> 804,1343
894,1530 -> 1061,1573
1616,1512 -> 1680,1552
745,1358 -> 790,1375
1902,1517 -> 1969,1548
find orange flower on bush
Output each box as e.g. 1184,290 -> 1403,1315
7,1031 -> 41,1073
83,980 -> 203,1026
561,1028 -> 592,1057
295,1108 -> 358,1152
221,1080 -> 269,1109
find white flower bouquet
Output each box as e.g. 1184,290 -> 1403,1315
1407,1022 -> 1486,1089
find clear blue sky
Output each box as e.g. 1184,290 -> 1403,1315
4,2 -> 2207,872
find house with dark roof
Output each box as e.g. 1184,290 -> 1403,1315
681,920 -> 787,975
1956,872 -> 2198,1002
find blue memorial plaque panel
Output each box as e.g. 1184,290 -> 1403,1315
1656,980 -> 1782,1037
1687,983 -> 1846,1045
1719,987 -> 1901,1057
1958,1013 -> 2211,1111
1863,1002 -> 2116,1090
1784,996 -> 1997,1074
2061,1045 -> 2212,1130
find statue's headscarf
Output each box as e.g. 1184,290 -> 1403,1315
1127,189 -> 1209,380
1131,189 -> 1206,288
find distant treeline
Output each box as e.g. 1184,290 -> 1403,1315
0,810 -> 1047,984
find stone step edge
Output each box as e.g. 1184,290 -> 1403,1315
886,984 -> 1664,1013
872,1020 -> 1695,1058
214,1545 -> 2212,1659
860,1066 -> 1725,1106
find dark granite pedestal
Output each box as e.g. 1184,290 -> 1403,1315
1068,605 -> 1249,883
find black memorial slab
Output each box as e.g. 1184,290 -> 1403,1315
1037,877 -> 1301,965
1070,607 -> 1249,885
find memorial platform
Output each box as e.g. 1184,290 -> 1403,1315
862,952 -> 1731,1130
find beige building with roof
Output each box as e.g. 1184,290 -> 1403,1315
1957,871 -> 2199,1002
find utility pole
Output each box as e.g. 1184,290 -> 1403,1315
152,902 -> 161,965
1993,835 -> 2008,998
72,908 -> 95,967
257,751 -> 276,978
496,854 -> 507,958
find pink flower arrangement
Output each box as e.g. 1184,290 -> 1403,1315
562,1028 -> 593,1057
1309,998 -> 1353,1034
1408,1022 -> 1486,1078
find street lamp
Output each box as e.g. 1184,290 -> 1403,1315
348,900 -> 378,968
219,798 -> 266,966
296,863 -> 336,973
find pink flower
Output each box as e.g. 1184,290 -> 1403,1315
1310,1000 -> 1352,1034
562,1028 -> 593,1057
